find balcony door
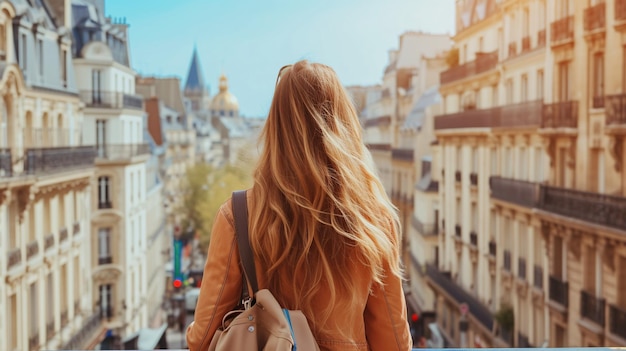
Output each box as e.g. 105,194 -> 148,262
96,120 -> 106,157
99,284 -> 113,318
98,228 -> 111,264
558,61 -> 571,102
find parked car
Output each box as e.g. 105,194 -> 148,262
185,288 -> 201,313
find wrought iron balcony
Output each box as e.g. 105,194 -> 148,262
425,264 -> 494,330
609,303 -> 626,339
98,256 -> 113,265
489,241 -> 497,257
96,143 -> 149,160
411,215 -> 437,236
534,265 -> 544,289
391,148 -> 414,162
8,247 -> 21,269
618,0 -> 626,21
470,172 -> 478,186
551,15 -> 574,44
435,100 -> 543,130
581,290 -> 606,327
363,115 -> 391,128
593,95 -> 605,109
606,94 -> 626,126
98,201 -> 113,209
470,231 -> 478,247
440,51 -> 498,85
521,36 -> 531,52
59,227 -> 68,243
538,185 -> 626,231
549,275 -> 569,308
490,176 -> 539,208
25,146 -> 96,175
504,250 -> 512,271
0,148 -> 11,177
27,240 -> 39,259
584,2 -> 606,33
542,101 -> 578,128
79,90 -> 144,110
61,310 -> 102,350
538,29 -> 547,46
518,257 -> 527,280
44,233 -> 54,250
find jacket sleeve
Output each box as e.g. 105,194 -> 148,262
363,261 -> 413,351
186,203 -> 242,351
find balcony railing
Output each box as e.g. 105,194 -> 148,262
98,256 -> 113,265
412,215 -> 437,236
425,264 -> 494,330
440,51 -> 498,85
96,143 -> 149,160
609,304 -> 626,339
538,185 -> 626,231
490,176 -> 539,208
469,232 -> 478,247
618,0 -> 626,21
504,250 -> 512,271
551,15 -> 574,44
489,241 -> 497,257
584,2 -> 606,32
8,247 -> 21,269
98,201 -> 113,209
435,100 -> 543,130
549,275 -> 569,307
606,94 -> 626,126
455,224 -> 461,238
0,148 -> 11,177
29,332 -> 39,351
59,227 -> 68,243
581,290 -> 606,327
518,258 -> 527,280
470,172 -> 478,186
542,101 -> 578,128
79,90 -> 144,110
538,29 -> 547,46
593,95 -> 605,109
521,36 -> 531,52
391,148 -> 414,162
25,146 -> 96,175
44,233 -> 54,250
61,310 -> 102,350
27,240 -> 39,259
101,306 -> 114,319
534,265 -> 544,289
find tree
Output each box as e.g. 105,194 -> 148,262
179,143 -> 256,251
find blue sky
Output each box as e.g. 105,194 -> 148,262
106,0 -> 455,117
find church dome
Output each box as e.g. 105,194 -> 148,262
209,74 -> 239,117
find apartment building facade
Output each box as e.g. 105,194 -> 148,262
422,0 -> 626,348
0,1 -> 100,350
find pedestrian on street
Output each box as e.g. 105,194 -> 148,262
186,60 -> 412,351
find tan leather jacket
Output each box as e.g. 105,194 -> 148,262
186,193 -> 412,351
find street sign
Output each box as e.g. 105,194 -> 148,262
460,302 -> 469,316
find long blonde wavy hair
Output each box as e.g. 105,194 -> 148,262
249,60 -> 402,336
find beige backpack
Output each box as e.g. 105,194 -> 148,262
208,191 -> 320,351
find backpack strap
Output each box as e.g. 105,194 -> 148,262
232,190 -> 259,302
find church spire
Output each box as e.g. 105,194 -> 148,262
184,46 -> 207,93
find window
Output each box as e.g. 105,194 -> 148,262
471,147 -> 478,173
98,176 -> 111,209
506,79 -> 514,104
558,61 -> 571,101
456,146 -> 462,171
98,228 -> 111,264
583,245 -> 597,293
479,36 -> 484,52
99,284 -> 113,318
8,294 -> 17,350
60,264 -> 68,313
521,74 -> 528,102
592,53 -> 604,108
519,147 -> 528,180
618,255 -> 626,308
61,49 -> 67,87
492,85 -> 498,107
523,8 -> 530,37
29,282 -> 38,338
46,273 -> 53,332
471,203 -> 478,233
491,148 -> 498,176
552,236 -> 564,279
537,70 -> 544,100
505,147 -> 514,177
20,33 -> 27,72
38,39 -> 43,79
92,70 -> 102,103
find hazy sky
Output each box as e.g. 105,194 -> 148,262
106,0 -> 456,117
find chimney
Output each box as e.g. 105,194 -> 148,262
47,0 -> 72,28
